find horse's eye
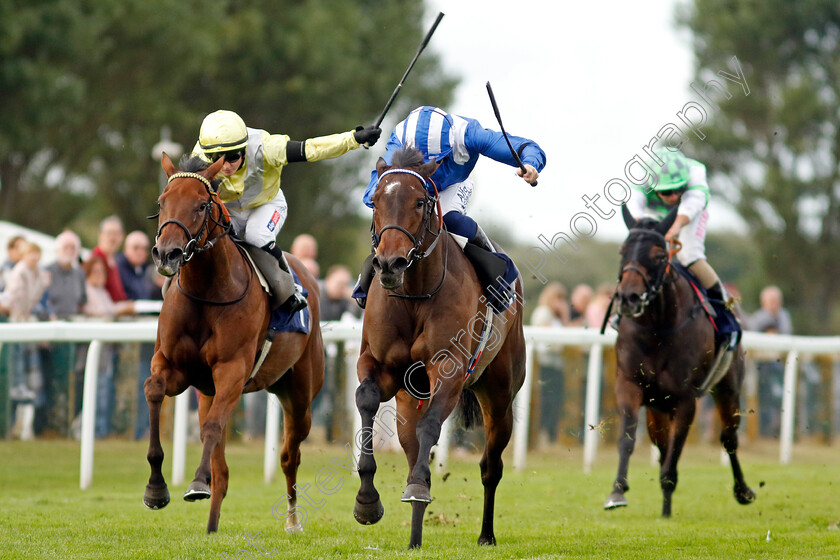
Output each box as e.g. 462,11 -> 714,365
199,203 -> 208,212
415,199 -> 425,210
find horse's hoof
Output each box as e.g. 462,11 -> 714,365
735,485 -> 756,505
183,480 -> 211,502
353,497 -> 384,525
143,484 -> 170,510
604,492 -> 628,509
401,483 -> 432,503
478,534 -> 497,546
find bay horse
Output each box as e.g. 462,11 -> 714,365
143,153 -> 324,533
603,205 -> 755,517
353,147 -> 526,549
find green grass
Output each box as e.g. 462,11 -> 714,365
0,438 -> 838,559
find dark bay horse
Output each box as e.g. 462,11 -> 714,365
604,205 -> 755,517
143,153 -> 324,533
353,147 -> 526,549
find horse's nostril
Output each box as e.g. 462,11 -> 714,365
391,257 -> 409,273
152,246 -> 160,260
372,256 -> 382,273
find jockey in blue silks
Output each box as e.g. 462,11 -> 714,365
354,106 -> 546,312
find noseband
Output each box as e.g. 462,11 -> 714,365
372,168 -> 444,266
153,172 -> 232,264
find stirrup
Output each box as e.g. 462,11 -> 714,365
282,286 -> 307,314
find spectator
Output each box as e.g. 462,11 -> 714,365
91,216 -> 128,303
291,233 -> 318,262
585,283 -> 615,329
82,255 -> 134,437
45,231 -> 87,319
568,284 -> 593,327
531,282 -> 569,445
42,231 -> 87,436
320,264 -> 357,321
747,285 -> 793,437
0,235 -> 27,309
291,233 -> 320,279
5,242 -> 50,439
116,230 -> 160,439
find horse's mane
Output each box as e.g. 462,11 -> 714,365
176,155 -> 222,191
179,155 -> 211,173
390,146 -> 426,169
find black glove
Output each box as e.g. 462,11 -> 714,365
354,125 -> 382,146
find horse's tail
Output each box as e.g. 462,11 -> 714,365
457,388 -> 483,430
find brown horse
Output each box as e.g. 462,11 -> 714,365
603,205 -> 755,517
143,153 -> 324,533
352,147 -> 526,549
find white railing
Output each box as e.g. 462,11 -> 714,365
1,321 -> 838,489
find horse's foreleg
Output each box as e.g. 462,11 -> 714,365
143,371 -> 170,509
476,393 -> 514,546
354,370 -> 385,525
402,388 -> 459,550
183,393 -> 213,503
143,357 -> 186,510
207,421 -> 230,533
712,370 -> 756,506
190,365 -> 244,533
605,378 -> 642,510
659,403 -> 695,518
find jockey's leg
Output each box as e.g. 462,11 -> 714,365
442,211 -> 519,313
242,194 -> 307,313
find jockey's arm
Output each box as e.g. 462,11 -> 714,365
467,121 -> 546,184
284,126 -> 382,163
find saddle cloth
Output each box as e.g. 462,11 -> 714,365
239,243 -> 310,335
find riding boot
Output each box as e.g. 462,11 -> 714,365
257,243 -> 307,313
706,280 -> 741,370
352,253 -> 375,309
462,225 -> 520,313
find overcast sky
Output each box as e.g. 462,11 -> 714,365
419,0 -> 746,243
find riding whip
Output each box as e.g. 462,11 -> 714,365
364,12 -> 445,147
485,81 -> 538,186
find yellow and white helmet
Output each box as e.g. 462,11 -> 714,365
198,110 -> 248,153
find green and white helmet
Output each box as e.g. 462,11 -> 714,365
649,148 -> 690,192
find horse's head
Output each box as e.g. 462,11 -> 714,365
616,205 -> 679,317
370,147 -> 440,290
151,153 -> 228,277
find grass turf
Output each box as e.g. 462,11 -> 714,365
0,438 -> 838,559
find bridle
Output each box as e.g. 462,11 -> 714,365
371,168 -> 447,301
151,172 -> 252,306
615,229 -> 677,318
153,172 -> 232,264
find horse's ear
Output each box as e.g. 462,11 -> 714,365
621,204 -> 638,230
654,206 -> 679,236
161,153 -> 178,178
375,157 -> 389,177
204,156 -> 225,179
418,158 -> 440,179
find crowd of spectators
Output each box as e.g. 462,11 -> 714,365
1,217 -> 162,440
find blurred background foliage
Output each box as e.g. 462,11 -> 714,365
1,0 -> 839,332
0,0 -> 455,267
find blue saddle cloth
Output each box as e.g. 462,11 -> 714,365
672,263 -> 741,349
268,267 -> 310,335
